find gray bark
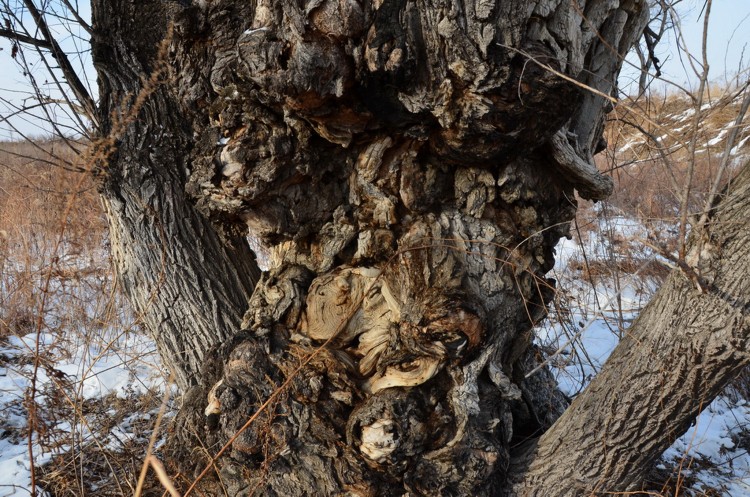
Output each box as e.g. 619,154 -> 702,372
91,0 -> 260,390
151,0 -> 648,495
515,161 -> 750,495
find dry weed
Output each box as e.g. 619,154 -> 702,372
0,139 -> 170,497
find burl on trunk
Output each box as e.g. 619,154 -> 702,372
93,0 -> 649,495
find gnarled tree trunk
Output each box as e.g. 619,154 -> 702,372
87,0 -> 748,495
130,1 -> 646,495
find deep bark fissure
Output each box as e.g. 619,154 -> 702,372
91,0 -> 260,390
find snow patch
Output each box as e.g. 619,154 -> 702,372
539,207 -> 750,493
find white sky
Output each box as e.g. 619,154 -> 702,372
0,1 -> 748,138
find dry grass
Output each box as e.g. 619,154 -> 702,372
37,391 -> 167,497
0,140 -> 103,339
0,139 -> 169,497
604,87 -> 750,226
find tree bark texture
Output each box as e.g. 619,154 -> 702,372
91,0 -> 261,390
126,1 -> 650,495
85,0 -> 665,494
515,161 -> 750,496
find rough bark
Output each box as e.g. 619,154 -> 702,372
91,0 -> 260,390
144,1 -> 649,495
87,0 -> 750,494
514,161 -> 750,495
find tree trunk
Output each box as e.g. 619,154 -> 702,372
88,0 -> 750,493
514,160 -> 750,495
102,1 -> 650,495
91,0 -> 261,390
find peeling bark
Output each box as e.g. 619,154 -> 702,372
87,0 -> 678,495
153,1 -> 647,495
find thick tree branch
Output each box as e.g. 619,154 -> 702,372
517,161 -> 750,496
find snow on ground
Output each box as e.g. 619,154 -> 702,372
1,206 -> 748,495
0,442 -> 48,497
663,396 -> 750,496
538,205 -> 750,495
0,328 -> 165,496
0,238 -> 168,497
2,332 -> 163,400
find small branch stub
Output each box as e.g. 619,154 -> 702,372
549,130 -> 614,201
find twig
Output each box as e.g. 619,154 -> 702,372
637,238 -> 707,293
525,257 -> 655,379
134,377 -> 175,497
21,0 -> 98,127
60,0 -> 92,35
148,456 -> 182,497
677,0 -> 712,260
698,86 -> 750,227
0,28 -> 51,48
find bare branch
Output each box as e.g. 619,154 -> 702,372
698,84 -> 750,227
0,27 -> 52,48
59,0 -> 93,35
678,0 -> 712,259
616,116 -> 685,204
21,0 -> 98,129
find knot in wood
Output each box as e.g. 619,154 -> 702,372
301,266 -> 378,341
